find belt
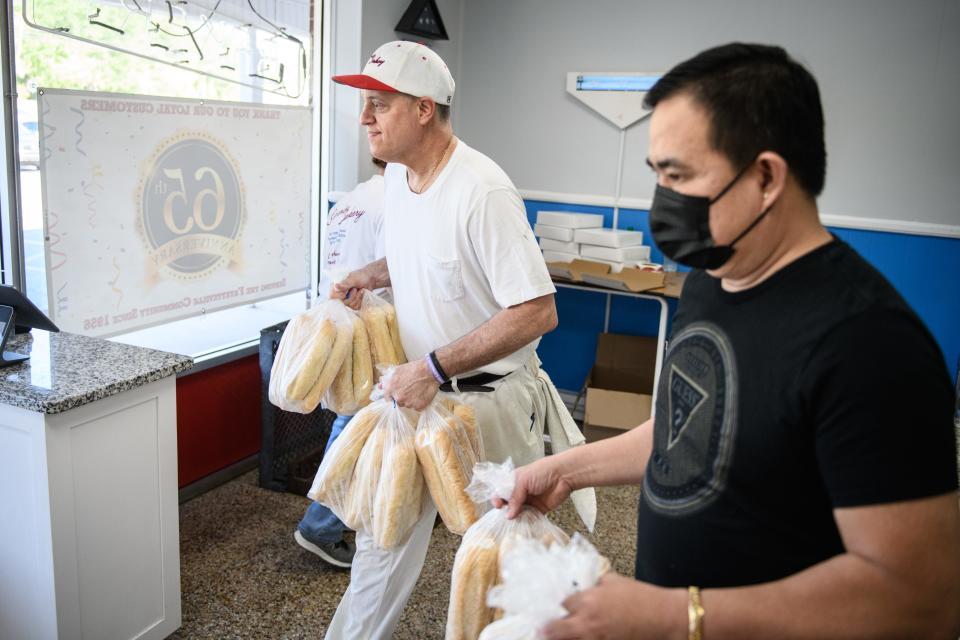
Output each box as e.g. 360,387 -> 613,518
439,371 -> 507,393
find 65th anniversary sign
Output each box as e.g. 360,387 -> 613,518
39,89 -> 311,336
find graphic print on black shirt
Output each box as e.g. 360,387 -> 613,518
644,322 -> 738,516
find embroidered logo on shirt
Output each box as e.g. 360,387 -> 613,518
667,367 -> 707,449
644,322 -> 738,516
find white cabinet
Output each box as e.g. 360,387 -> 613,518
0,377 -> 182,639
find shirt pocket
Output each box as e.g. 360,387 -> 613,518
426,255 -> 465,302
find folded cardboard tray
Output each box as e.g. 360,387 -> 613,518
583,333 -> 658,442
548,258 -> 667,293
548,258 -> 686,298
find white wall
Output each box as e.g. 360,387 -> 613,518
329,0 -> 464,191
453,0 -> 960,230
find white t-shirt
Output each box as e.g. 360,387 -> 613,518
384,140 -> 555,376
318,175 -> 385,300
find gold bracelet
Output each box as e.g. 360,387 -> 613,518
688,586 -> 705,640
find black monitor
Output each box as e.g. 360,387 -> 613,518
0,285 -> 59,367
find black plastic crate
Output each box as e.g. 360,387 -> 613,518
259,320 -> 337,494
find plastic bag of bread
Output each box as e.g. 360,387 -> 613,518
323,306 -> 375,415
359,290 -> 406,380
308,371 -> 425,548
445,459 -> 569,640
416,398 -> 485,535
478,534 -> 610,640
268,299 -> 354,414
306,399 -> 381,528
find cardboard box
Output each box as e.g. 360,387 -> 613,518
534,223 -> 575,242
583,333 -> 657,442
535,211 -> 604,228
580,244 -> 651,263
546,258 -> 611,281
573,228 -> 644,248
539,237 -> 580,253
581,266 -> 665,292
584,257 -> 625,273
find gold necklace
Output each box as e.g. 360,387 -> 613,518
412,135 -> 455,194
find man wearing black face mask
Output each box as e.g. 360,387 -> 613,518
495,43 -> 960,639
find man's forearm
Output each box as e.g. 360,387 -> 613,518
691,494 -> 960,639
361,257 -> 390,289
702,550 -> 951,638
555,418 -> 654,490
433,294 -> 557,378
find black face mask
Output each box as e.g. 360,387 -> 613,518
649,160 -> 772,270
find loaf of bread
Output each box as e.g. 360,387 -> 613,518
308,405 -> 380,508
447,536 -> 500,640
373,430 -> 424,548
301,319 -> 353,411
361,305 -> 398,374
417,424 -> 481,535
330,332 -> 355,413
284,317 -> 337,400
352,316 -> 373,408
384,304 -> 407,363
453,403 -> 481,459
344,423 -> 386,530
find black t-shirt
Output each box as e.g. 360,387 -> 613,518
634,239 -> 958,588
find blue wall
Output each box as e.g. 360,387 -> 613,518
526,200 -> 960,392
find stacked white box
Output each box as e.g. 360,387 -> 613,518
573,228 -> 644,247
541,250 -> 579,263
534,224 -> 575,242
535,211 -> 605,229
539,238 -> 580,253
580,244 -> 651,262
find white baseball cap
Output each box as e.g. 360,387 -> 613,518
333,40 -> 455,105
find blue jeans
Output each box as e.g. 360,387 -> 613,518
298,414 -> 351,544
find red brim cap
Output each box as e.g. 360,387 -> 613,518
331,74 -> 398,93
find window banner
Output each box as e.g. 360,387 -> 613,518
38,89 -> 311,336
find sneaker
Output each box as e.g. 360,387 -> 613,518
294,530 -> 355,568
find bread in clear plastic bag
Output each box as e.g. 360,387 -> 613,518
308,370 -> 424,549
478,534 -> 610,640
359,290 -> 407,380
324,309 -> 377,415
372,412 -> 425,548
416,398 -> 486,535
445,459 -> 570,640
307,403 -> 380,525
268,299 -> 354,414
352,315 -> 374,410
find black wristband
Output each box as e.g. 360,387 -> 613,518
429,350 -> 450,383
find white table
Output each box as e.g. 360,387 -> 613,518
553,278 -> 679,402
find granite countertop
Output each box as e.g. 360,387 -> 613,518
0,330 -> 193,414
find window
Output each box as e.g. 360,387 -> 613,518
7,0 -> 319,358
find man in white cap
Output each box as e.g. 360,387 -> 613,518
325,40 -> 559,638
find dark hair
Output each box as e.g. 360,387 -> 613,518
372,157 -> 387,169
645,43 -> 826,197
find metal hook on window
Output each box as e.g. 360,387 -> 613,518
88,8 -> 125,35
249,63 -> 284,85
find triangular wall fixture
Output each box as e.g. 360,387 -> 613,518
395,0 -> 449,40
566,72 -> 662,130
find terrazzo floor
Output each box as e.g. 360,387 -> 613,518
171,469 -> 641,639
